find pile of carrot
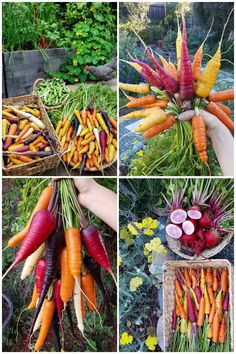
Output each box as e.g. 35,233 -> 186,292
56,107 -> 117,174
2,179 -> 116,351
170,266 -> 231,352
2,104 -> 55,169
120,9 -> 234,164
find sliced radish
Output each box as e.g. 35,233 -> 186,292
187,207 -> 202,220
170,209 -> 187,224
166,224 -> 182,238
182,220 -> 196,235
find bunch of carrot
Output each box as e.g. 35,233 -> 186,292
170,266 -> 231,352
120,9 -> 234,165
2,104 -> 55,169
56,107 -> 117,174
3,179 -> 116,351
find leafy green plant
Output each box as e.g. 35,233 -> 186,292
51,3 -> 116,83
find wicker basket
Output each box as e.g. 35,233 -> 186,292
163,259 -> 234,351
2,95 -> 62,176
166,216 -> 233,260
32,78 -> 69,111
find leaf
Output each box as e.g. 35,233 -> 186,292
94,12 -> 104,22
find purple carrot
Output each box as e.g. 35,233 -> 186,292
172,309 -> 177,330
130,56 -> 164,90
99,130 -> 107,160
179,14 -> 194,100
13,145 -> 29,153
195,286 -> 202,304
38,143 -> 48,151
223,291 -> 229,312
3,116 -> 20,124
187,292 -> 196,322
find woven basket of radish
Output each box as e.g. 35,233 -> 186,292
163,260 -> 233,351
119,9 -> 234,176
164,179 -> 233,260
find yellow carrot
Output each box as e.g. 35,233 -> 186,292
56,120 -> 63,135
135,109 -> 166,132
120,107 -> 158,119
119,82 -> 150,93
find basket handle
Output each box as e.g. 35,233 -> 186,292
32,78 -> 45,93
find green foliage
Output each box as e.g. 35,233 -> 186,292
120,3 -> 151,33
2,3 -> 64,52
52,3 -> 116,83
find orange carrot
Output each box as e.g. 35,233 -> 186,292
208,286 -> 214,305
81,111 -> 87,126
65,228 -> 82,278
206,102 -> 234,131
18,155 -> 34,163
34,299 -> 55,351
62,116 -> 68,126
141,100 -> 168,109
212,312 -> 220,343
8,186 -> 53,247
91,153 -> 100,170
27,284 -> 39,310
220,268 -> 228,292
184,268 -> 191,288
206,267 -> 213,287
175,292 -> 186,319
215,289 -> 223,319
143,114 -> 176,138
66,126 -> 73,143
213,269 -> 218,292
216,103 -> 231,116
81,272 -> 97,311
4,123 -> 18,146
209,299 -> 216,324
218,316 -> 226,344
60,247 -> 75,305
197,296 -> 205,327
208,89 -> 234,102
15,124 -> 30,143
175,279 -> 183,297
192,115 -> 208,162
192,45 -> 203,82
109,116 -> 117,130
125,95 -> 157,108
190,269 -> 197,289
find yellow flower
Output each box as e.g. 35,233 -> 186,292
120,331 -> 133,346
147,255 -> 153,264
143,229 -> 154,236
74,78 -> 79,82
120,228 -> 134,247
144,237 -> 167,254
130,276 -> 143,292
133,221 -> 143,229
141,217 -> 158,229
73,60 -> 78,66
127,223 -> 139,236
136,150 -> 143,157
145,335 -> 158,351
143,246 -> 149,255
118,256 -> 122,266
131,140 -> 138,145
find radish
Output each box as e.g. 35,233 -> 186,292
2,210 -> 56,279
166,223 -> 182,238
193,239 -> 206,256
180,233 -> 195,249
205,229 -> 221,248
170,209 -> 187,224
182,219 -> 197,235
195,228 -> 205,241
187,206 -> 202,220
199,210 -> 213,228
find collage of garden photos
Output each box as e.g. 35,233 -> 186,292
1,1 -> 235,353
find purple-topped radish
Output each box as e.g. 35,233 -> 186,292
182,219 -> 197,235
199,210 -> 213,228
170,209 -> 187,224
187,206 -> 202,220
166,224 -> 182,238
205,229 -> 221,248
180,233 -> 195,249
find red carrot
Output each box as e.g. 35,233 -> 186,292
3,210 -> 56,279
35,258 -> 47,295
130,57 -> 164,90
179,14 -> 194,100
187,291 -> 196,322
99,130 -> 107,160
53,279 -> 65,339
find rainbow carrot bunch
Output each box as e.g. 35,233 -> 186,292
2,104 -> 56,169
170,266 -> 231,352
56,107 -> 117,173
2,178 -> 116,352
119,8 -> 234,171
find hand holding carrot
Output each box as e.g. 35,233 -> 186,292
178,110 -> 234,175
